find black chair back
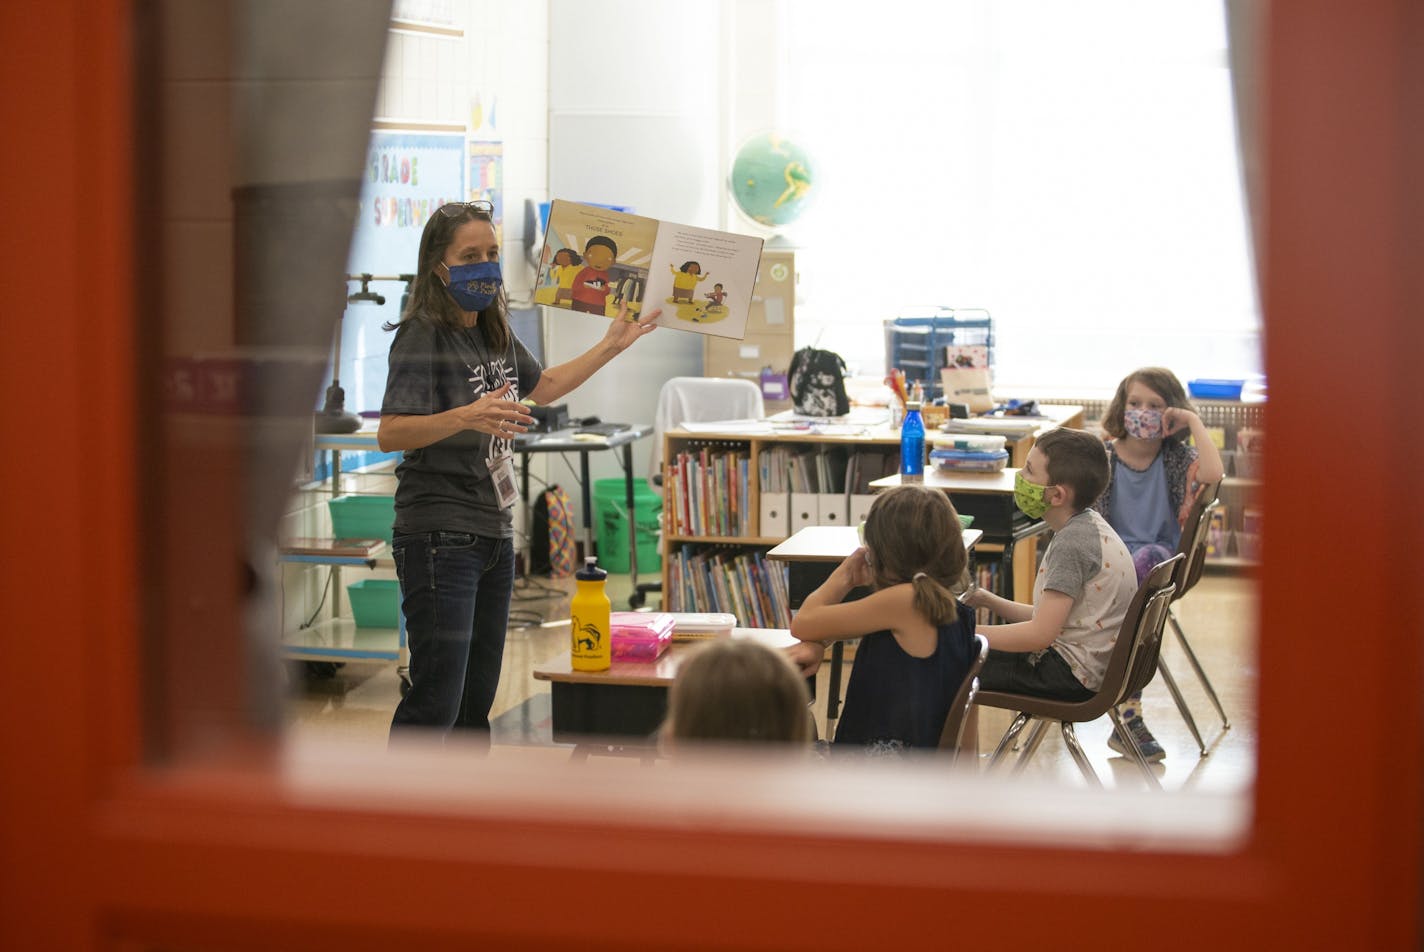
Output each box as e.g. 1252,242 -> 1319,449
1173,481 -> 1221,602
939,633 -> 990,760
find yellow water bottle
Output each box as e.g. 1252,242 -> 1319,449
570,555 -> 611,672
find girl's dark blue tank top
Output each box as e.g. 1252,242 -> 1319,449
832,601 -> 977,750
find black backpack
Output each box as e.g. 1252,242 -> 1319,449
787,347 -> 850,417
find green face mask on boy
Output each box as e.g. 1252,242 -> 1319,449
1013,470 -> 1050,519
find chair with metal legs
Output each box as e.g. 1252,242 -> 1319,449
1154,481 -> 1232,755
938,633 -> 990,765
974,555 -> 1182,789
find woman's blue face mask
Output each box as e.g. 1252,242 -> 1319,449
443,260 -> 502,311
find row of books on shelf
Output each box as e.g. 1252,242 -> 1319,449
666,444 -> 902,538
665,547 -> 792,629
969,562 -> 1003,628
759,445 -> 899,495
669,486 -> 881,539
664,447 -> 753,537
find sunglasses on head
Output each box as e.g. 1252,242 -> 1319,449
436,200 -> 494,219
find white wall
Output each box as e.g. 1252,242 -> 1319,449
544,0 -> 736,499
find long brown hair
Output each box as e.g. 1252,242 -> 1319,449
862,484 -> 967,625
665,640 -> 813,746
1102,366 -> 1196,445
384,203 -> 511,352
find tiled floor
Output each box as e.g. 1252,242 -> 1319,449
286,569 -> 1256,792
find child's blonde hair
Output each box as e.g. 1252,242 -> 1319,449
862,484 -> 967,624
665,640 -> 813,746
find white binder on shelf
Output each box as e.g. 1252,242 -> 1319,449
790,492 -> 818,532
816,494 -> 848,526
848,493 -> 876,527
759,491 -> 790,538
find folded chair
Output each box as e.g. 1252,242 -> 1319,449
975,555 -> 1182,789
938,633 -> 990,765
1154,481 -> 1232,755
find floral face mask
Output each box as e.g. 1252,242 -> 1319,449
1123,407 -> 1165,440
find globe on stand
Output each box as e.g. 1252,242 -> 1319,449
728,132 -> 816,244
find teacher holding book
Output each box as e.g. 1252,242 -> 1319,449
378,200 -> 659,745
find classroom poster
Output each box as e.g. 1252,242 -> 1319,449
468,139 -> 503,239
337,130 -> 465,414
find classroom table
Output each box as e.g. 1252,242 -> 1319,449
532,628 -> 800,748
514,423 -> 653,586
765,524 -> 983,725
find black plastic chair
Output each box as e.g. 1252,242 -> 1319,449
974,555 -> 1183,789
1155,481 -> 1232,755
938,633 -> 990,765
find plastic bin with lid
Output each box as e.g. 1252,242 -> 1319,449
610,611 -> 676,660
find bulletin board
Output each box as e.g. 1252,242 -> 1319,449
338,130 -> 466,414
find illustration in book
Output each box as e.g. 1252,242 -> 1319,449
534,199 -> 764,340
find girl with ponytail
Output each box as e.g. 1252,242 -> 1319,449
787,484 -> 977,754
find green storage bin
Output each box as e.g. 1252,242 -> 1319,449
328,494 -> 395,543
346,579 -> 401,628
592,478 -> 662,575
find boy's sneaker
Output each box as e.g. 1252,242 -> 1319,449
1109,715 -> 1166,762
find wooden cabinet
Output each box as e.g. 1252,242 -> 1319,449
658,428 -> 884,626
658,407 -> 1083,621
703,250 -> 796,414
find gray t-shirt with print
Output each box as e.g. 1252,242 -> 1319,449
381,313 -> 542,538
1032,508 -> 1138,691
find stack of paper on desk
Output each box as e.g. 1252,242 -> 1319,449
941,417 -> 1041,437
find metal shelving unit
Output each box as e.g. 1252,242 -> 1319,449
883,308 -> 994,401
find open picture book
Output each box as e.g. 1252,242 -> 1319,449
534,199 -> 765,340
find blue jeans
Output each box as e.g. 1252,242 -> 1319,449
389,531 -> 515,740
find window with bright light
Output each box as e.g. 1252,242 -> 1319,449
780,1 -> 1259,394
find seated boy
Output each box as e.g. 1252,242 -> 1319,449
961,427 -> 1137,703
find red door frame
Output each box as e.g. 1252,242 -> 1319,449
2,1 -> 1419,949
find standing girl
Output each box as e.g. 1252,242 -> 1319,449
1094,366 -> 1225,760
787,484 -> 976,754
378,201 -> 658,743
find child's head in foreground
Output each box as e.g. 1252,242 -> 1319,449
663,639 -> 813,749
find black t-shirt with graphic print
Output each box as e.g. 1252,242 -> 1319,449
381,312 -> 543,538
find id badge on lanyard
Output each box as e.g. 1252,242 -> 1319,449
490,450 -> 519,510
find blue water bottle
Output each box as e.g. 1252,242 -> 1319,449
900,399 -> 925,483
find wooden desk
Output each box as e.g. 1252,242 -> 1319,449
532,628 -> 799,744
869,469 -> 1049,601
766,525 -> 983,724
